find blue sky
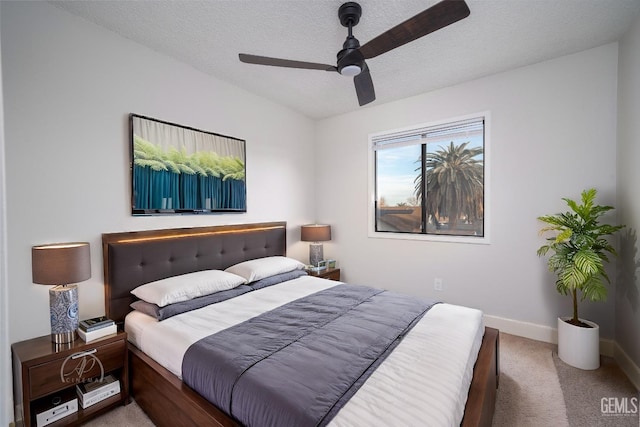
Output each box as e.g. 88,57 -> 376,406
376,145 -> 421,206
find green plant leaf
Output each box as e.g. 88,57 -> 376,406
581,276 -> 608,302
573,249 -> 601,276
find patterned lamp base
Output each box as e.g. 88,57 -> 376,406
309,243 -> 324,267
49,285 -> 79,343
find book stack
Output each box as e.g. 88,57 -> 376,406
78,316 -> 116,342
76,375 -> 121,409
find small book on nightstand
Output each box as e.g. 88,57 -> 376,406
79,316 -> 115,332
77,323 -> 117,342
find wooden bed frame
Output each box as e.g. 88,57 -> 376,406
102,221 -> 499,427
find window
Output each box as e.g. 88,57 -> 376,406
370,114 -> 488,243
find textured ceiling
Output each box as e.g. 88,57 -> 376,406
51,0 -> 640,120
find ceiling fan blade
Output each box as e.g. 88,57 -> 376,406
239,54 -> 337,72
357,0 -> 470,60
354,64 -> 375,106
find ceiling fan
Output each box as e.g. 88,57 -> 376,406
239,0 -> 470,107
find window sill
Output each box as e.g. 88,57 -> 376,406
368,230 -> 490,245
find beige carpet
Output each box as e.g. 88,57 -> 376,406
492,333 -> 570,426
84,399 -> 154,427
553,352 -> 639,427
86,332 -> 637,427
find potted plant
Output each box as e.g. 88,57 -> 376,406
537,188 -> 624,370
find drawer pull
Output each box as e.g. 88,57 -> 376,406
71,349 -> 97,359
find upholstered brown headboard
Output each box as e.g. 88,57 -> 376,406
102,222 -> 287,326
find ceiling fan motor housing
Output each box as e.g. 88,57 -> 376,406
337,36 -> 364,76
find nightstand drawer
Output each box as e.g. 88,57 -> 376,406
29,339 -> 125,399
322,269 -> 341,281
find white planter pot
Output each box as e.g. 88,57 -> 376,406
557,317 -> 600,370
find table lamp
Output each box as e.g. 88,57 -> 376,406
32,242 -> 91,343
300,224 -> 331,267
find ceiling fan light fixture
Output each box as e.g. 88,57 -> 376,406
340,64 -> 362,76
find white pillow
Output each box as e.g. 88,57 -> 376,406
131,270 -> 246,307
225,256 -> 305,283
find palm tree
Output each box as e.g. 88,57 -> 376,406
414,141 -> 483,230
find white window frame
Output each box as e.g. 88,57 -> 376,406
368,111 -> 491,244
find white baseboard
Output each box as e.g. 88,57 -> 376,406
614,342 -> 640,391
483,314 -> 556,343
483,314 -> 615,357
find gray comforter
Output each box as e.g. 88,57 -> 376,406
182,283 -> 437,427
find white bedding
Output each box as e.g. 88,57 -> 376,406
125,275 -> 484,426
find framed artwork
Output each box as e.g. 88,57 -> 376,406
130,114 -> 246,215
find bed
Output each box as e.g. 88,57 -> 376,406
102,221 -> 498,427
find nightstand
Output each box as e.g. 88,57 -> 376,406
11,331 -> 129,427
307,267 -> 341,281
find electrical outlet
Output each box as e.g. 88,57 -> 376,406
434,278 -> 443,291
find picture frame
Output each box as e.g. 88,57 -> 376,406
130,114 -> 246,215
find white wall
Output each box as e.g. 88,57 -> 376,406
316,43 -> 620,338
616,14 -> 640,371
1,1 -> 317,348
0,3 -> 11,425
